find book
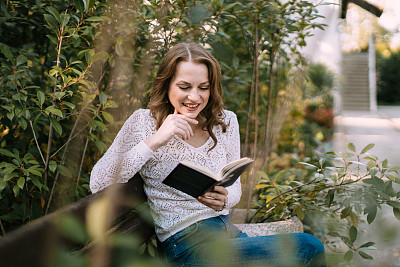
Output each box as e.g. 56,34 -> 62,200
162,157 -> 254,198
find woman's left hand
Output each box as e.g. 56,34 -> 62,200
198,186 -> 228,212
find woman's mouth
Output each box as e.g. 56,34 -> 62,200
183,103 -> 200,108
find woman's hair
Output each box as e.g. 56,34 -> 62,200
148,43 -> 226,150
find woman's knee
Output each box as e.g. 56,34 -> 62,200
295,233 -> 326,266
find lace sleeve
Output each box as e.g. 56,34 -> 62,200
224,111 -> 242,208
89,109 -> 154,193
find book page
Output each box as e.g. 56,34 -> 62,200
220,157 -> 252,177
181,160 -> 217,180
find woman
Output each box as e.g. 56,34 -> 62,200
90,43 -> 326,266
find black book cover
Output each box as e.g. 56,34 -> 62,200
162,164 -> 218,198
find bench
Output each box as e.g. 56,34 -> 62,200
0,173 -> 154,267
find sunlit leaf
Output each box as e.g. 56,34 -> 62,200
347,143 -> 356,152
49,160 -> 57,173
361,143 -> 375,154
17,177 -> 25,189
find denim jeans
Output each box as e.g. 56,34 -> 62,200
161,215 -> 326,267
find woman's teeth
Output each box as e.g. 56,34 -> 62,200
183,104 -> 199,108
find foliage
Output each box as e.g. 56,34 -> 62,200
0,0 -> 110,233
252,143 -> 400,263
377,50 -> 400,104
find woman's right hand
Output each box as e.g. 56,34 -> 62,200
144,109 -> 198,151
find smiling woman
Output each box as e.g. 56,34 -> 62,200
89,43 -> 326,266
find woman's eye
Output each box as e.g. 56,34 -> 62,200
199,87 -> 209,90
179,86 -> 190,90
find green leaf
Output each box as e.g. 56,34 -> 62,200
366,206 -> 377,224
49,160 -> 57,173
17,177 -> 25,189
358,251 -> 373,260
7,111 -> 14,121
46,106 -> 63,118
350,212 -> 358,228
361,143 -> 375,154
73,0 -> 86,13
95,139 -> 107,153
344,250 -> 353,262
46,34 -> 58,45
46,6 -> 61,22
13,185 -> 20,197
347,143 -> 356,152
99,92 -> 107,105
296,206 -> 304,220
50,117 -> 62,136
37,91 -> 45,106
341,206 -> 351,219
388,201 -> 400,209
0,42 -> 14,63
349,226 -> 357,243
55,91 -> 66,100
3,172 -> 18,182
87,0 -> 95,9
0,148 -> 15,157
27,167 -> 42,177
102,111 -> 114,124
60,14 -> 70,27
299,162 -> 318,168
63,101 -> 76,110
16,55 -> 27,65
359,242 -> 375,249
325,189 -> 335,207
57,165 -> 73,178
18,117 -> 27,130
44,14 -> 60,30
31,177 -> 42,190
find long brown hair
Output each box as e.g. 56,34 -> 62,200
148,43 -> 226,150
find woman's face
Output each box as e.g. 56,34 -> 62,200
168,61 -> 210,120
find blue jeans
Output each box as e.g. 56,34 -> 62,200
161,215 -> 326,267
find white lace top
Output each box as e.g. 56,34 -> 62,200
90,109 -> 242,241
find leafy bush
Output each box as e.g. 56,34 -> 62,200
377,50 -> 400,104
0,0 -> 110,233
252,143 -> 400,263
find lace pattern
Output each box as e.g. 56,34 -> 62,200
90,109 -> 242,241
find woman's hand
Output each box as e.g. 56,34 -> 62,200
198,186 -> 228,212
145,109 -> 198,151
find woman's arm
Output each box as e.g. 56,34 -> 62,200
89,109 -> 153,193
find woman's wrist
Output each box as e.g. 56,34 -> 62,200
144,134 -> 164,151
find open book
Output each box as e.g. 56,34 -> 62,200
162,157 -> 254,198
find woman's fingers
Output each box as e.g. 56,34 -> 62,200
198,187 -> 228,210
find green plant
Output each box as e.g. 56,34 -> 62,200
252,143 -> 400,263
377,50 -> 400,104
0,0 -> 110,233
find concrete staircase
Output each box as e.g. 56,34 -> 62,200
341,52 -> 370,110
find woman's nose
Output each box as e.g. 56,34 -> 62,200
188,89 -> 200,101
